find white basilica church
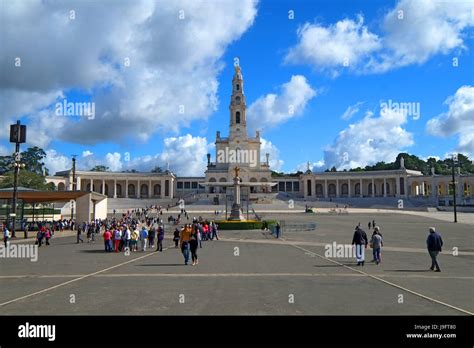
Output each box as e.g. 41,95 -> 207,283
47,65 -> 474,209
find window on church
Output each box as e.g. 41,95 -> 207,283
236,111 -> 241,124
236,96 -> 241,104
236,84 -> 240,91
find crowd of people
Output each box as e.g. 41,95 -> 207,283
73,211 -> 220,266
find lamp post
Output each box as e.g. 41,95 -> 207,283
451,154 -> 458,223
9,120 -> 27,238
70,155 -> 77,221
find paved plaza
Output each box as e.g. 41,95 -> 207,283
1,212 -> 473,315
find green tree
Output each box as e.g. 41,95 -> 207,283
90,165 -> 110,172
0,171 -> 55,190
151,166 -> 163,173
0,146 -> 49,175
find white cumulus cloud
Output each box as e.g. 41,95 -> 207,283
324,109 -> 414,169
426,85 -> 474,157
247,75 -> 316,131
285,15 -> 381,75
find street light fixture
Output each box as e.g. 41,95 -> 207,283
9,120 -> 27,238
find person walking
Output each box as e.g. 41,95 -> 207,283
123,226 -> 131,251
156,225 -> 164,252
114,228 -> 122,252
275,222 -> 281,238
76,225 -> 84,244
3,225 -> 10,248
148,226 -> 156,249
103,229 -> 112,252
368,221 -> 371,230
180,225 -> 192,265
173,228 -> 180,248
352,226 -> 368,266
131,228 -> 139,252
45,229 -> 51,246
140,226 -> 148,251
370,228 -> 383,264
210,221 -> 219,240
190,230 -> 199,266
427,227 -> 443,272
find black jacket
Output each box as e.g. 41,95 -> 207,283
352,228 -> 368,245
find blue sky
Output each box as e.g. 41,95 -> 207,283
1,0 -> 473,175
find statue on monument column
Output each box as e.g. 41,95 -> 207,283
234,166 -> 241,179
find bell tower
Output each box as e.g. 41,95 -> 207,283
229,65 -> 247,140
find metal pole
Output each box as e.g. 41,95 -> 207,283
452,155 -> 457,223
11,141 -> 20,238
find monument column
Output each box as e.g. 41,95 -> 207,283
125,179 -> 129,198
371,178 -> 375,197
90,178 -> 93,192
360,178 -> 363,197
324,179 -> 328,198
113,179 -> 117,198
348,179 -> 351,198
383,178 -> 387,197
138,179 -> 141,198
149,179 -> 152,198
336,179 -> 339,198
102,179 -> 105,195
169,177 -> 174,198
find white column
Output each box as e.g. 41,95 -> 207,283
77,177 -> 81,190
113,179 -> 117,198
90,178 -> 93,192
383,178 -> 387,197
138,179 -> 141,198
161,179 -> 165,198
324,179 -> 328,198
360,178 -> 363,197
395,176 -> 400,197
348,179 -> 351,198
371,178 -> 375,197
336,179 -> 339,197
149,179 -> 152,198
102,179 -> 105,195
125,179 -> 129,198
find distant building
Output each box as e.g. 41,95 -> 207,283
46,66 -> 474,207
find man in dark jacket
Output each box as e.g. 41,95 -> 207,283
352,226 -> 368,266
427,227 -> 443,272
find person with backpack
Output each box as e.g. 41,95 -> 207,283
427,227 -> 443,272
352,226 -> 368,266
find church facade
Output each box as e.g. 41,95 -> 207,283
204,65 -> 272,194
46,65 -> 474,207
